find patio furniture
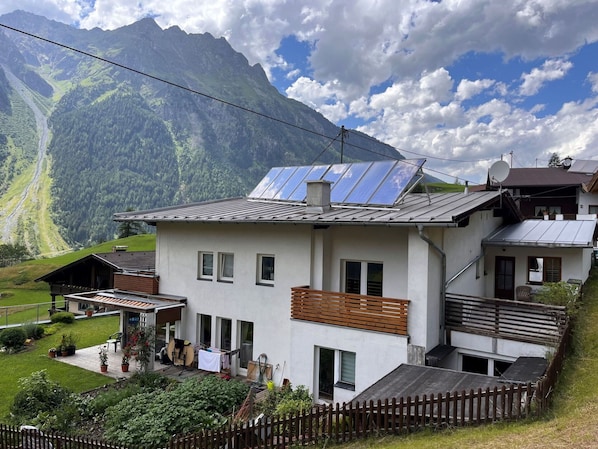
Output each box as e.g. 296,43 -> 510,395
106,332 -> 122,352
516,285 -> 532,301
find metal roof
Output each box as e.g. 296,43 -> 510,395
569,159 -> 598,174
65,289 -> 186,312
491,167 -> 591,188
483,219 -> 596,248
113,191 -> 511,227
35,251 -> 155,282
351,364 -> 512,404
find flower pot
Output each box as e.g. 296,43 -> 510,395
48,350 -> 56,358
86,310 -> 93,317
100,364 -> 108,373
121,364 -> 129,372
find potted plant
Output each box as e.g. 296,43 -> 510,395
85,306 -> 94,317
64,332 -> 79,356
48,348 -> 57,358
59,335 -> 69,356
121,345 -> 131,372
99,346 -> 108,372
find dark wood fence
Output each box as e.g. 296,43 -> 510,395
445,293 -> 568,345
0,298 -> 573,449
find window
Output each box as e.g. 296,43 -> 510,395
257,254 -> 275,285
199,314 -> 212,348
198,252 -> 214,280
218,253 -> 234,281
219,318 -> 232,351
589,205 -> 598,215
534,206 -> 561,217
528,256 -> 561,284
340,351 -> 356,385
239,321 -> 254,369
344,261 -> 383,296
462,354 -> 488,375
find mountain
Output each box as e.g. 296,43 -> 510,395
0,11 -> 403,251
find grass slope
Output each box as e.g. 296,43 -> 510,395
0,235 -> 155,420
340,269 -> 598,449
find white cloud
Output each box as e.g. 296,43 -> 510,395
455,79 -> 495,102
1,0 -> 598,184
519,58 -> 573,96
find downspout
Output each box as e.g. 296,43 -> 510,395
417,224 -> 447,345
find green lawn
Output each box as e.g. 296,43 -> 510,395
0,237 -> 157,421
0,315 -> 120,420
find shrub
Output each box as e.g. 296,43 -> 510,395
22,323 -> 45,340
534,281 -> 579,315
0,327 -> 27,350
10,370 -> 73,427
50,311 -> 75,324
257,383 -> 313,417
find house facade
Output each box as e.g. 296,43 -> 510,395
112,160 -> 594,403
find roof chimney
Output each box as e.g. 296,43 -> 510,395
306,180 -> 332,213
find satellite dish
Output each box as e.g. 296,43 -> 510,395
489,160 -> 510,184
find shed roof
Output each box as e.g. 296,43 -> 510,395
351,364 -> 511,404
35,251 -> 155,282
65,289 -> 186,313
483,219 -> 596,248
114,191 -> 519,227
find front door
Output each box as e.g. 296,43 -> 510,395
495,256 -> 515,300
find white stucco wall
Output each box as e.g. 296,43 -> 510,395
484,246 -> 592,296
577,190 -> 598,216
444,210 -> 503,297
155,222 -> 312,382
290,320 -> 409,404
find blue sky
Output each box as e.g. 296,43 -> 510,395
1,0 -> 597,183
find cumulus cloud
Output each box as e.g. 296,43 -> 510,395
1,0 -> 598,183
519,58 -> 573,96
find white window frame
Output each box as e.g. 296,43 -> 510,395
257,254 -> 275,285
198,251 -> 214,280
218,252 -> 234,282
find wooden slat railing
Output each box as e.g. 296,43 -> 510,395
445,293 -> 568,345
291,287 -> 409,336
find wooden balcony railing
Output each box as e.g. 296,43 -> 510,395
291,287 -> 409,336
445,293 -> 568,346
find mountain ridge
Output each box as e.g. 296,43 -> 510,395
0,10 -> 404,250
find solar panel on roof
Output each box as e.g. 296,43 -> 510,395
248,159 -> 426,207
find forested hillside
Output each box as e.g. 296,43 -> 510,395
0,10 -> 402,248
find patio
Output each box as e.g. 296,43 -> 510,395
53,344 -> 213,381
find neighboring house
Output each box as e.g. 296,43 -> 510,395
36,248 -> 156,313
488,165 -> 598,219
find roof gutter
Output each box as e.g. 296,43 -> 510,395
417,224 -> 447,346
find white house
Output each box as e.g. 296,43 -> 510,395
110,160 -> 594,404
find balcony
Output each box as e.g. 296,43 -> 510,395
445,293 -> 568,346
291,287 -> 409,336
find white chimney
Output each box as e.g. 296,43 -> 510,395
306,180 -> 332,213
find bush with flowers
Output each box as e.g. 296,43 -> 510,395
126,325 -> 155,373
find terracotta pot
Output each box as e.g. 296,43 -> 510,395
121,364 -> 129,372
86,310 -> 93,317
48,350 -> 56,358
100,364 -> 108,373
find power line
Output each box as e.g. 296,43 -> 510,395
0,21 -> 481,183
